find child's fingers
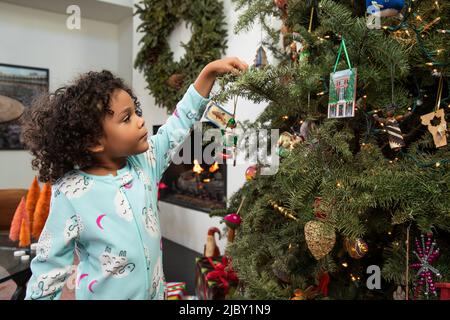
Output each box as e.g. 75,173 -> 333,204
230,67 -> 240,75
225,65 -> 239,76
231,58 -> 248,72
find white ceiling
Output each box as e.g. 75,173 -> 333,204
0,0 -> 134,24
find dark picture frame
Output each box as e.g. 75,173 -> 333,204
0,63 -> 49,150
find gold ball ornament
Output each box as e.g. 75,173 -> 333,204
290,286 -> 319,300
344,238 -> 368,259
291,289 -> 306,300
304,220 -> 336,260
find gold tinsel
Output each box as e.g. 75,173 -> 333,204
268,199 -> 298,221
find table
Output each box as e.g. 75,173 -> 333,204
0,232 -> 33,300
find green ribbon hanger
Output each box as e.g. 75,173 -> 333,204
333,37 -> 352,72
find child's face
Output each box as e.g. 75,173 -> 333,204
99,89 -> 149,157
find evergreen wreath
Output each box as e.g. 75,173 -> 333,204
134,0 -> 228,113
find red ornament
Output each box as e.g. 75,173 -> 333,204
219,151 -> 233,160
205,256 -> 239,296
223,213 -> 242,229
245,165 -> 258,181
157,182 -> 168,200
316,272 -> 330,297
314,197 -> 327,219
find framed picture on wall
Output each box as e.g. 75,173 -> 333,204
0,63 -> 49,150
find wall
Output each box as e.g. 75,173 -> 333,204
0,1 -> 130,188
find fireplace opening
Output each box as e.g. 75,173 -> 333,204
155,125 -> 227,213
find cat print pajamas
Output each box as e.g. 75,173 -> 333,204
25,84 -> 210,300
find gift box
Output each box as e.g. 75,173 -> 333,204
195,255 -> 239,300
436,283 -> 450,300
166,282 -> 186,300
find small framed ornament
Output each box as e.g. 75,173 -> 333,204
205,96 -> 240,166
205,101 -> 234,130
328,38 -> 357,119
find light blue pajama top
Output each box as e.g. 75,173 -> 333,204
25,84 -> 210,300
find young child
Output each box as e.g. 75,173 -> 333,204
21,57 -> 248,300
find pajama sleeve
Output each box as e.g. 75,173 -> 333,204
132,83 -> 211,182
25,186 -> 80,300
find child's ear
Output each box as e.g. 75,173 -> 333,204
87,138 -> 105,153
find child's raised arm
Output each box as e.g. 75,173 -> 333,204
134,57 -> 248,182
147,83 -> 211,182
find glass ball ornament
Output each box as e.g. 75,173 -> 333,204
245,165 -> 258,181
344,238 -> 368,259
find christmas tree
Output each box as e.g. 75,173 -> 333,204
211,0 -> 449,300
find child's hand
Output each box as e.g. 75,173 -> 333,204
194,57 -> 249,98
206,57 -> 249,76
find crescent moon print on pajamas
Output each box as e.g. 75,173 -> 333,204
100,246 -> 136,278
30,266 -> 72,300
142,206 -> 160,237
88,280 -> 97,293
77,273 -> 89,289
96,214 -> 107,230
36,229 -> 52,262
64,214 -> 84,245
55,172 -> 94,199
114,190 -> 133,222
120,172 -> 133,187
149,256 -> 164,300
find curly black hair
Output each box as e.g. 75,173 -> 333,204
20,70 -> 142,184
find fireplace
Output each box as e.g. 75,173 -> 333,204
155,125 -> 227,213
